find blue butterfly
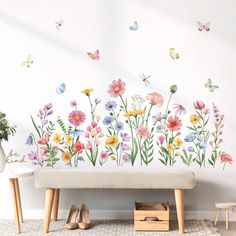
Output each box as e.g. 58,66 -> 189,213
129,21 -> 138,31
56,83 -> 66,94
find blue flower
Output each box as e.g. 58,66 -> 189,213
105,101 -> 117,111
102,116 -> 114,125
184,132 -> 196,142
25,134 -> 33,145
70,130 -> 84,137
114,122 -> 124,131
197,141 -> 207,149
187,146 -> 194,152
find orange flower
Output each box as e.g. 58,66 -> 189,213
61,151 -> 72,162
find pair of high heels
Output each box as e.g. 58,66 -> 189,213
65,203 -> 91,230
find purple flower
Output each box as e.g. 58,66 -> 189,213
44,103 -> 52,111
105,101 -> 117,111
95,98 -> 101,104
27,151 -> 38,160
122,154 -> 131,163
156,124 -> 164,131
120,133 -> 131,142
152,113 -> 167,125
114,122 -> 124,131
120,142 -> 131,150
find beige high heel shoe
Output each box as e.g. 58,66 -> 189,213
65,205 -> 79,230
78,203 -> 91,230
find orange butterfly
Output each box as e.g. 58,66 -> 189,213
87,49 -> 100,60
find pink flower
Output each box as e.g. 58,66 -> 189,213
68,110 -> 86,126
96,115 -> 101,121
203,108 -> 210,115
100,151 -> 108,161
40,147 -> 47,155
108,79 -> 126,97
220,153 -> 233,165
167,116 -> 182,131
70,100 -> 77,108
99,133 -> 104,138
122,154 -> 131,163
173,103 -> 187,115
95,126 -> 102,133
84,132 -> 89,138
136,125 -> 150,139
38,136 -> 49,145
193,100 -> 205,110
91,121 -> 97,128
146,92 -> 164,106
53,146 -> 59,152
73,141 -> 85,153
86,142 -> 93,150
90,129 -> 97,137
157,136 -> 165,145
87,126 -> 92,132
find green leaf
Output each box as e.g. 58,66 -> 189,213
30,115 -> 41,138
160,147 -> 169,155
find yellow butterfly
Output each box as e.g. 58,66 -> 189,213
21,55 -> 33,68
169,48 -> 179,60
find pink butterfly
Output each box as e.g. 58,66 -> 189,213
197,21 -> 210,31
87,49 -> 100,60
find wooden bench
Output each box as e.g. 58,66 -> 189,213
34,169 -> 196,234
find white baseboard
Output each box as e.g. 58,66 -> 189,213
0,209 -> 235,221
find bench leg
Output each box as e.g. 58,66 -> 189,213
44,188 -> 55,234
52,189 -> 60,221
174,189 -> 184,234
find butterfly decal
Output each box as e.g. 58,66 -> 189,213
129,21 -> 138,31
21,55 -> 33,68
87,49 -> 100,60
204,79 -> 218,92
169,48 -> 179,60
55,19 -> 64,30
56,83 -> 66,94
197,21 -> 210,32
139,73 -> 151,86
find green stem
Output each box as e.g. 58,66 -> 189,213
88,95 -> 95,121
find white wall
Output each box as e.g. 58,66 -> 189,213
0,0 -> 236,220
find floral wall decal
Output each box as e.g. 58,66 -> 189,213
26,79 -> 233,169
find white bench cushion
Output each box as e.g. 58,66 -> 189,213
34,169 -> 196,189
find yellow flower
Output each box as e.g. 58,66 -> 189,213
176,152 -> 180,156
53,134 -> 61,143
65,135 -> 73,144
81,88 -> 94,96
190,114 -> 201,124
110,155 -> 116,160
167,144 -> 175,153
105,135 -> 119,147
124,109 -> 145,118
175,138 -> 183,147
61,151 -> 72,162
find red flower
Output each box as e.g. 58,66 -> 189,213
167,116 -> 182,131
220,153 -> 233,165
193,100 -> 205,110
38,136 -> 49,145
73,141 -> 85,153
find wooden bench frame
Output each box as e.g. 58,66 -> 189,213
43,188 -> 185,234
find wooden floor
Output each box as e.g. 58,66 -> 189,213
216,221 -> 236,235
